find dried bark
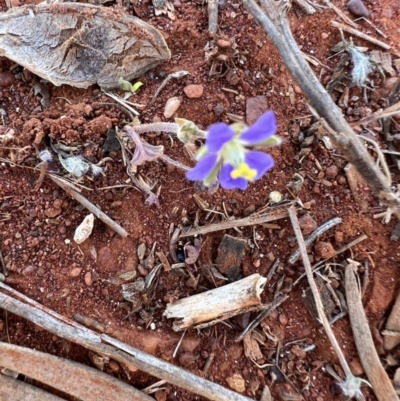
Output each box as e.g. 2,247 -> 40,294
0,343 -> 153,401
0,3 -> 171,89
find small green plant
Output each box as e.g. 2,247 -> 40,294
118,78 -> 144,94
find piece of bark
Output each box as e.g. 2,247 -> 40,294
0,374 -> 65,401
164,273 -> 267,331
345,262 -> 398,401
0,3 -> 171,89
384,290 -> 400,351
0,342 -> 153,401
215,234 -> 247,281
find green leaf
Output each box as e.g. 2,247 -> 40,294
118,77 -> 133,92
131,81 -> 143,93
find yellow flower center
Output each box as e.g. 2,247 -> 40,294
231,163 -> 257,180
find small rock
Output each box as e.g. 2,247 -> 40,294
243,204 -> 255,216
349,358 -> 364,376
178,352 -> 197,367
74,213 -> 94,244
298,215 -> 318,235
334,231 -> 344,243
226,373 -> 246,393
337,175 -> 347,185
181,336 -> 201,352
53,199 -> 63,209
21,265 -> 36,276
294,85 -> 302,94
84,271 -> 92,286
246,96 -> 269,125
0,320 -> 4,331
97,247 -> 112,270
70,267 -> 82,277
227,344 -> 243,359
215,234 -> 247,280
290,345 -> 306,359
326,165 -> 339,179
45,207 -> 62,218
213,103 -> 224,116
314,242 -> 336,259
217,39 -> 231,48
0,72 -> 16,87
321,32 -> 329,39
347,0 -> 370,17
155,390 -> 167,401
184,84 -> 204,99
253,259 -> 260,268
164,97 -> 181,118
279,314 -> 288,325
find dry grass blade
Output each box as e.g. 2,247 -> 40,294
345,260 -> 398,401
288,206 -> 366,400
0,342 -> 152,401
180,204 -> 290,237
50,174 -> 129,238
330,21 -> 390,50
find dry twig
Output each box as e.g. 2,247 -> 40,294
288,206 -> 366,399
180,204 -> 290,237
50,175 -> 129,238
243,0 -> 400,219
330,21 -> 390,50
208,0 -> 218,33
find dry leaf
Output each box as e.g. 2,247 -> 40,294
0,3 -> 170,89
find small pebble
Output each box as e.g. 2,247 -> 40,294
164,97 -> 181,118
70,267 -> 82,277
243,204 -> 256,216
298,214 -> 318,235
321,32 -> 329,39
0,72 -> 16,87
184,84 -> 204,99
84,271 -> 92,286
314,242 -> 336,259
279,313 -> 288,325
325,165 -> 339,179
226,373 -> 246,393
347,0 -> 370,17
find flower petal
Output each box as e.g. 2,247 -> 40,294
239,110 -> 277,145
206,123 -> 235,154
186,153 -> 218,181
219,164 -> 248,190
245,151 -> 274,180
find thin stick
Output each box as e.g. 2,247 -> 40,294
330,21 -> 390,50
180,206 -> 290,237
49,175 -> 129,238
345,260 -> 398,401
288,206 -> 354,380
322,0 -> 358,28
288,217 -> 342,264
235,294 -> 289,342
208,0 -> 218,33
351,101 -> 400,128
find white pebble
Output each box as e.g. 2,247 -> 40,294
164,97 -> 181,118
74,214 -> 95,244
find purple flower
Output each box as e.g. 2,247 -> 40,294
186,110 -> 279,190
